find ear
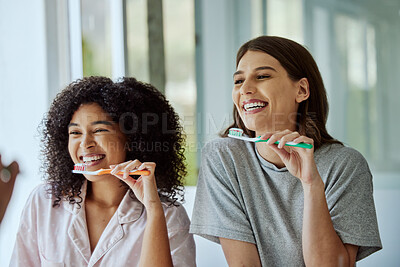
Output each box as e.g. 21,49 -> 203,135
295,78 -> 310,103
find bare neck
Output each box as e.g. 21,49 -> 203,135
86,178 -> 127,208
255,142 -> 288,169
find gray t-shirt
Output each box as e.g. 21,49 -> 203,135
190,137 -> 382,266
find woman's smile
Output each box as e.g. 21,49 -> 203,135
80,153 -> 106,167
242,99 -> 268,114
232,50 -> 302,134
68,103 -> 127,177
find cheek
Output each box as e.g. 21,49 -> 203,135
106,137 -> 127,155
232,90 -> 240,107
67,139 -> 76,160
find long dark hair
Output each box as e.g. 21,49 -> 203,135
221,36 -> 341,150
40,76 -> 186,207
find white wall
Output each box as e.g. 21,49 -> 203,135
0,0 -> 47,265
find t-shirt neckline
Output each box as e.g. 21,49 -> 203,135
253,143 -> 288,172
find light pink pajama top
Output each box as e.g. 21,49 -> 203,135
10,181 -> 196,267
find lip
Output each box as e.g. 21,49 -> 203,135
84,158 -> 104,167
79,153 -> 106,167
241,99 -> 268,115
79,153 -> 105,159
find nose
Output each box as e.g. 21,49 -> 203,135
239,79 -> 256,95
80,134 -> 96,149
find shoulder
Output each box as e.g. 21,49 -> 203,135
203,137 -> 247,151
24,183 -> 53,207
315,143 -> 370,172
202,137 -> 253,160
18,183 -> 55,227
315,143 -> 373,188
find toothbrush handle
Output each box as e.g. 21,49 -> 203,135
98,169 -> 151,176
255,139 -> 313,149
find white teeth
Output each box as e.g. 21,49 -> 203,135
82,155 -> 105,162
244,102 -> 267,111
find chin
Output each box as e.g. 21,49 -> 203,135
83,174 -> 110,182
242,118 -> 269,134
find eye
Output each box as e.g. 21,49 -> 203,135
69,131 -> 81,135
234,79 -> 244,85
94,129 -> 109,133
257,75 -> 270,79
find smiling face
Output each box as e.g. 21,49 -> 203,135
68,103 -> 127,181
232,50 -> 309,135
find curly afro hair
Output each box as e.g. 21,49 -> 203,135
41,76 -> 186,207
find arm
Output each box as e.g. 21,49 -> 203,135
111,160 -> 173,267
190,140 -> 259,266
302,177 -> 358,266
140,202 -> 173,267
264,130 -> 358,266
220,238 -> 261,267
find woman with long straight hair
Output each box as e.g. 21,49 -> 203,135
190,36 -> 382,266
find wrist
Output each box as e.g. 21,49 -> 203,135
144,200 -> 163,216
301,175 -> 324,192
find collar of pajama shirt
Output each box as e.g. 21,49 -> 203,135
11,181 -> 196,267
64,181 -> 144,265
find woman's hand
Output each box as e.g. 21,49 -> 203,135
261,130 -> 320,185
110,160 -> 161,211
111,160 -> 173,267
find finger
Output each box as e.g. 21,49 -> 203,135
293,136 -> 313,145
260,132 -> 275,140
110,160 -> 136,176
293,136 -> 314,152
278,131 -> 301,149
110,161 -> 131,176
266,129 -> 292,146
116,173 -> 137,188
269,143 -> 291,161
110,164 -> 123,176
138,162 -> 156,175
123,160 -> 142,179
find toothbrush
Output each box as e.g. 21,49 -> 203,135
228,128 -> 313,149
72,163 -> 150,176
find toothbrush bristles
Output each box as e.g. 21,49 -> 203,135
229,128 -> 243,137
73,163 -> 86,172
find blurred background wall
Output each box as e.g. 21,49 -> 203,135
0,0 -> 399,266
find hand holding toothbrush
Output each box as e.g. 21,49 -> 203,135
110,160 -> 173,265
110,160 -> 161,211
261,130 -> 320,185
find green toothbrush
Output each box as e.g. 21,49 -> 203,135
228,128 -> 313,149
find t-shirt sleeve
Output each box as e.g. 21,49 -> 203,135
323,147 -> 382,261
189,141 -> 255,244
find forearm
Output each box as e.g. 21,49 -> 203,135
302,177 -> 349,266
139,203 -> 173,267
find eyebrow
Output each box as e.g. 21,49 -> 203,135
68,120 -> 113,128
233,66 -> 277,77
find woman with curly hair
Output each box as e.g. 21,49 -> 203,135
11,76 -> 195,266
